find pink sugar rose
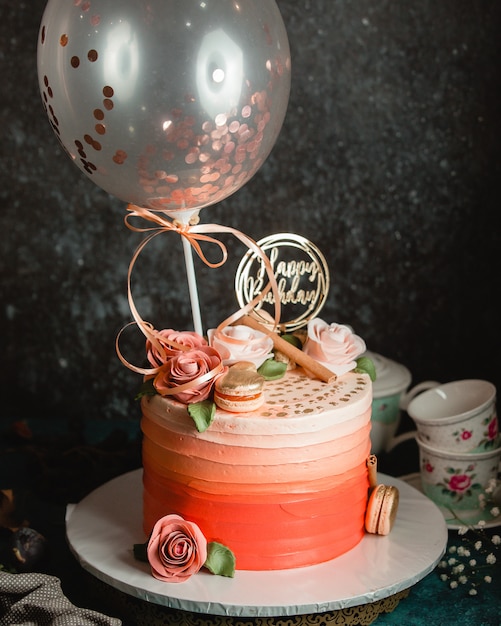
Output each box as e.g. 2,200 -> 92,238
448,474 -> 472,494
146,329 -> 208,368
207,325 -> 273,368
147,514 -> 208,583
303,318 -> 366,376
153,346 -> 225,404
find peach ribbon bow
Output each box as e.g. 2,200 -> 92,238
116,204 -> 281,377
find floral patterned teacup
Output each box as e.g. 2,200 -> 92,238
406,379 -> 499,453
418,437 -> 501,524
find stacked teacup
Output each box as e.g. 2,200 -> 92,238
406,379 -> 500,525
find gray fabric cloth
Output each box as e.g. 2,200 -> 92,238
0,572 -> 121,626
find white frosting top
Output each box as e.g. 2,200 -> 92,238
144,369 -> 372,446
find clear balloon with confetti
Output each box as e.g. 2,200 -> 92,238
37,0 -> 291,217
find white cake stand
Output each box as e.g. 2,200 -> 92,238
66,470 -> 447,619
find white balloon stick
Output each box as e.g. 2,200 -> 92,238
182,234 -> 203,336
169,209 -> 203,337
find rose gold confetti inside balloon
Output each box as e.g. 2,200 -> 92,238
37,0 -> 291,217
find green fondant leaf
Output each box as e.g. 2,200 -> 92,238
258,359 -> 287,380
133,541 -> 149,563
280,333 -> 303,349
204,542 -> 236,578
188,400 -> 216,432
354,356 -> 377,381
135,378 -> 157,400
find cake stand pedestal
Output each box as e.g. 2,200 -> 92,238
66,470 -> 447,625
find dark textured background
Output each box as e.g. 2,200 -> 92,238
1,0 -> 500,428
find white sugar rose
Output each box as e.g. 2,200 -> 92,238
207,325 -> 273,369
303,318 -> 366,376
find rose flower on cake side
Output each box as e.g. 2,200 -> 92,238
134,514 -> 236,582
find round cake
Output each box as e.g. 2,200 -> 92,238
141,367 -> 372,570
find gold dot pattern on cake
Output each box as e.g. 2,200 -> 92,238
243,370 -> 371,420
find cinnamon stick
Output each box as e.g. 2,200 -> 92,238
234,315 -> 337,384
367,455 -> 378,490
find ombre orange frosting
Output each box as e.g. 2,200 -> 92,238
141,368 -> 372,570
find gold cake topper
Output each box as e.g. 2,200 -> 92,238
235,233 -> 330,332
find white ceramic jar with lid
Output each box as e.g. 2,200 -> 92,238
367,350 -> 439,454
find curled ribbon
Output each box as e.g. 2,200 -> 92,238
116,204 -> 281,389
